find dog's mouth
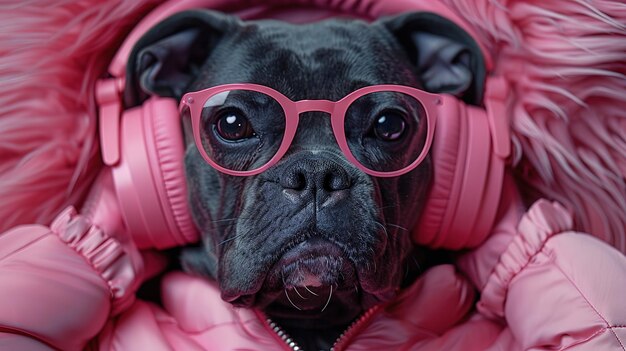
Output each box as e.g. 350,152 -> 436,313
223,237 -> 360,312
272,237 -> 355,288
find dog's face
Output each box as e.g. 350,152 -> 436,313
127,10 -> 483,330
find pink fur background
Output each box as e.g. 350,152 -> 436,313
1,0 -> 624,252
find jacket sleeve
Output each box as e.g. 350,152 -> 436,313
477,200 -> 626,350
0,207 -> 143,351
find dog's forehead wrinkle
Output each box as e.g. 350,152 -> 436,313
252,19 -> 373,53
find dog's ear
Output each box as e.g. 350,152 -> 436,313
379,12 -> 486,104
125,10 -> 240,106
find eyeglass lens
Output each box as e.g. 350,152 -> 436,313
199,89 -> 286,172
344,91 -> 428,173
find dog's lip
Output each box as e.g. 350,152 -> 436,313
264,237 -> 356,290
220,238 -> 347,305
221,238 -> 351,305
278,237 -> 344,267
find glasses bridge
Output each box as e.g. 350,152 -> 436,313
294,100 -> 335,114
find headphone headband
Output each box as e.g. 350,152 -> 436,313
107,0 -> 493,80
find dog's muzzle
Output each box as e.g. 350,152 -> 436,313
219,152 -> 385,309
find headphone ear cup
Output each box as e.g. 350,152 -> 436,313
112,97 -> 198,249
413,96 -> 504,250
414,96 -> 467,248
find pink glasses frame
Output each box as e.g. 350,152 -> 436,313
180,83 -> 441,177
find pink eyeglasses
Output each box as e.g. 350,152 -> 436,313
179,83 -> 442,177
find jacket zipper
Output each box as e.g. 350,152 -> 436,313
258,304 -> 381,351
265,317 -> 303,351
330,305 -> 381,351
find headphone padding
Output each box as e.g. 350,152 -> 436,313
146,97 -> 199,247
112,98 -> 198,249
464,107 -> 505,247
413,96 -> 504,250
414,96 -> 467,247
439,105 -> 491,249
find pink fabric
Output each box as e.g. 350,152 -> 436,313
92,199 -> 625,351
93,266 -> 499,351
52,207 -> 140,315
1,194 -> 625,350
0,221 -> 112,351
91,215 -> 626,351
477,199 -> 574,319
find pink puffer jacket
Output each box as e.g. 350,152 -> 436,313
1,180 -> 625,350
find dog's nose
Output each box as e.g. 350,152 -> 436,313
280,158 -> 351,207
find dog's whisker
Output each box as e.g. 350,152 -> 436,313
411,255 -> 422,272
374,221 -> 389,240
211,223 -> 237,230
210,217 -> 244,224
354,284 -> 359,294
284,289 -> 302,311
304,286 -> 319,296
218,236 -> 237,246
404,261 -> 410,280
368,247 -> 376,260
376,204 -> 401,211
210,217 -> 256,230
368,247 -> 378,273
293,287 -> 307,300
386,223 -> 409,232
321,285 -> 334,312
218,233 -> 247,246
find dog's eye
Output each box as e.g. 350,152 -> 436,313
214,111 -> 256,142
373,111 -> 406,142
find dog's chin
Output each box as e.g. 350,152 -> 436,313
270,237 -> 357,288
225,237 -> 382,326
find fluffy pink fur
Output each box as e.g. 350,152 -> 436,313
1,0 -> 624,253
442,0 -> 626,251
0,0 -> 161,231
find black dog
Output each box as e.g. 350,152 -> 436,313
126,9 -> 484,350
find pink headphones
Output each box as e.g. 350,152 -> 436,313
96,0 -> 510,250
